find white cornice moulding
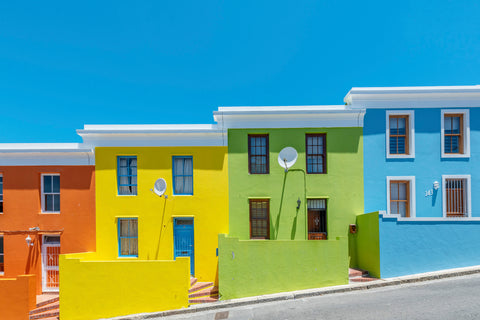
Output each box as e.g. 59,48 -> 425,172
0,143 -> 94,166
344,85 -> 480,109
78,125 -> 227,147
213,106 -> 365,129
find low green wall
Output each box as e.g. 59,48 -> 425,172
355,212 -> 380,278
218,234 -> 348,299
60,253 -> 190,320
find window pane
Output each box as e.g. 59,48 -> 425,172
52,176 -> 60,193
130,219 -> 138,237
451,117 -> 460,133
390,183 -> 399,200
398,183 -> 407,200
120,220 -> 129,237
390,202 -> 398,215
44,176 -> 52,193
53,194 -> 60,212
398,202 -> 407,217
397,118 -> 406,134
45,194 -> 53,211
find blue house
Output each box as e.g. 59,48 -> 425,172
345,86 -> 480,278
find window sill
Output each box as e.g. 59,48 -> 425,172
173,194 -> 193,196
117,194 -> 138,197
380,212 -> 480,221
441,153 -> 470,159
117,256 -> 138,259
386,154 -> 415,159
40,212 -> 60,214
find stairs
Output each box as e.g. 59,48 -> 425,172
30,294 -> 59,320
349,268 -> 378,283
188,277 -> 219,305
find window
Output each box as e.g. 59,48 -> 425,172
386,176 -> 416,218
307,199 -> 327,240
386,110 -> 415,158
248,135 -> 269,174
117,156 -> 137,195
0,236 -> 4,274
118,218 -> 138,257
249,199 -> 269,239
306,134 -> 326,174
0,174 -> 3,213
441,110 -> 470,158
41,174 -> 60,213
442,175 -> 471,218
173,156 -> 193,195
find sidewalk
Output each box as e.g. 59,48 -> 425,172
103,265 -> 480,320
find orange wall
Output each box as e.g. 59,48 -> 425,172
0,166 -> 95,294
0,274 -> 36,320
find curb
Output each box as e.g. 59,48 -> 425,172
103,265 -> 480,320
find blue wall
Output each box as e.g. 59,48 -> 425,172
379,215 -> 480,277
364,108 -> 480,218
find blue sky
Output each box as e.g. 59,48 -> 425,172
1,1 -> 480,142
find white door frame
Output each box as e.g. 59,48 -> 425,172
41,235 -> 60,292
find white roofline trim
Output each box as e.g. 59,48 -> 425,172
344,85 -> 480,109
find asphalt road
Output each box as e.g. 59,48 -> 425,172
154,274 -> 480,320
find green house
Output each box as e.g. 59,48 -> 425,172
214,105 -> 365,299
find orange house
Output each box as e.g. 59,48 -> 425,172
0,144 -> 95,295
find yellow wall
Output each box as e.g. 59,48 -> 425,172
59,253 -> 190,320
95,146 -> 228,283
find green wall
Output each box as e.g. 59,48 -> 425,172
228,128 -> 364,240
218,234 -> 348,299
355,212 -> 380,278
219,127 -> 364,299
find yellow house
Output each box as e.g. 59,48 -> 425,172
60,124 -> 228,320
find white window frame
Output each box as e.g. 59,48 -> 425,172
0,173 -> 3,214
442,174 -> 471,218
386,176 -> 416,218
386,110 -> 415,159
0,235 -> 4,275
441,109 -> 470,158
41,174 -> 60,214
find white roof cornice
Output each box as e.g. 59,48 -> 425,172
77,124 -> 227,147
344,85 -> 480,108
214,105 -> 365,129
0,143 -> 94,166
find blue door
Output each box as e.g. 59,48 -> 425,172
174,218 -> 194,275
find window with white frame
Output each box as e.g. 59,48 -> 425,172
386,176 -> 416,218
0,236 -> 4,274
0,174 -> 3,213
42,174 -> 60,213
386,110 -> 415,158
441,109 -> 470,158
442,175 -> 471,218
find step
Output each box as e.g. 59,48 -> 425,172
188,286 -> 219,298
350,276 -> 378,282
30,302 -> 60,315
190,277 -> 198,287
29,309 -> 59,320
36,295 -> 59,308
189,297 -> 219,304
349,268 -> 368,277
188,281 -> 214,294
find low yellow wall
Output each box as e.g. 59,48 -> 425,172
0,274 -> 36,320
60,253 -> 190,320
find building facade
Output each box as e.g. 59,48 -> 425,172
214,106 -> 365,299
345,86 -> 480,278
60,125 -> 229,320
